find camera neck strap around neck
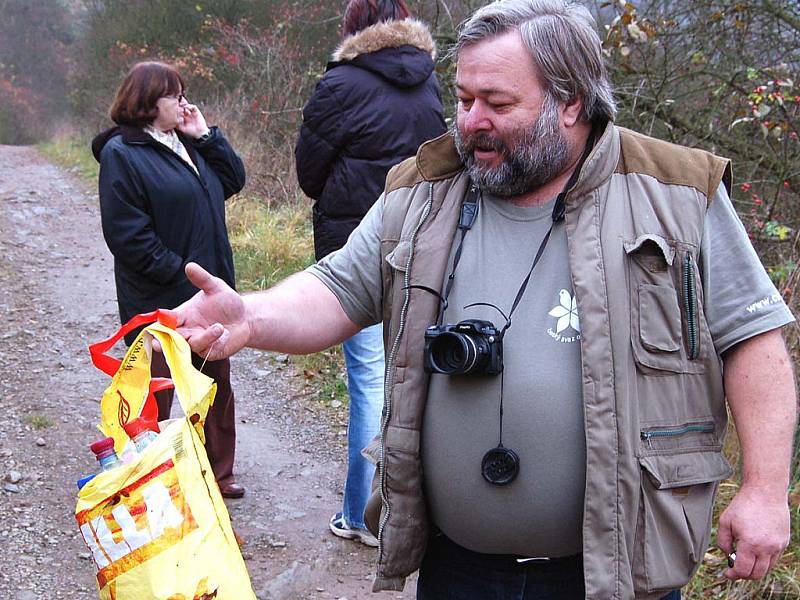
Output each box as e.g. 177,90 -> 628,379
440,127 -> 597,333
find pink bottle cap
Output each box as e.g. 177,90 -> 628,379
89,437 -> 115,457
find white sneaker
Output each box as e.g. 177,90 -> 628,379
329,512 -> 379,547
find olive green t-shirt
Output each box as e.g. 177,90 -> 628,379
422,194 -> 586,557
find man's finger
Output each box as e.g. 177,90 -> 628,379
768,550 -> 781,573
725,548 -> 755,580
185,262 -> 217,292
749,554 -> 771,580
716,518 -> 733,555
181,323 -> 225,355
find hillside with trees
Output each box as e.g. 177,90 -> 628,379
2,1 -> 796,291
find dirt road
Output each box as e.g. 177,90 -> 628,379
0,145 -> 415,600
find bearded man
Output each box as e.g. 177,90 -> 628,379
169,1 -> 796,598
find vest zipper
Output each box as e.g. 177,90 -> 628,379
683,253 -> 699,359
377,184 -> 435,565
640,422 -> 714,449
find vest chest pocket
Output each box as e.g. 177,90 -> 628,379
625,234 -> 706,374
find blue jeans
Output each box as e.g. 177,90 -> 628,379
341,323 -> 384,529
417,531 -> 681,600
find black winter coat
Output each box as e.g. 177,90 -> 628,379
295,19 -> 447,260
92,125 -> 245,343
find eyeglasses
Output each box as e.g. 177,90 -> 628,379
165,92 -> 186,103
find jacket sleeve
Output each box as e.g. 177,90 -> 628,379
295,76 -> 349,200
192,126 -> 246,199
98,145 -> 185,285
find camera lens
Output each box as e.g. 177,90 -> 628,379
429,331 -> 486,375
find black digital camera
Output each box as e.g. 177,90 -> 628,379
423,319 -> 503,376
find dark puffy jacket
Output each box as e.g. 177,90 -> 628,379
295,19 -> 447,260
92,125 -> 245,343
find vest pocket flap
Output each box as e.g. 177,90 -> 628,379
640,451 -> 733,490
385,240 -> 412,272
624,233 -> 675,266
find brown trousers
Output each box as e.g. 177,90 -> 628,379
150,351 -> 237,487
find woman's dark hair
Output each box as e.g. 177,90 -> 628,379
342,0 -> 411,38
109,61 -> 185,127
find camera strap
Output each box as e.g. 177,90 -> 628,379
434,128 -> 597,486
499,126 -> 596,336
435,184 -> 481,325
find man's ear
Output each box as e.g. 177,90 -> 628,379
561,96 -> 583,128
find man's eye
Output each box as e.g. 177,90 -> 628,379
459,98 -> 474,109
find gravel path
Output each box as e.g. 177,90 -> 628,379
0,145 -> 415,600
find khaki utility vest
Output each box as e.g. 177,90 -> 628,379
364,122 -> 734,599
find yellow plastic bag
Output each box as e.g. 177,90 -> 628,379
77,319 -> 257,600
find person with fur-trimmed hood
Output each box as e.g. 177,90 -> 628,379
295,0 -> 446,548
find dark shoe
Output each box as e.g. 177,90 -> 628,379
219,482 -> 245,499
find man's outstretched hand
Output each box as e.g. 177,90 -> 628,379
168,262 -> 251,360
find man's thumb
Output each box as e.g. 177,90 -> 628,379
185,262 -> 215,292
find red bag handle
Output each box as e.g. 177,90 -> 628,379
89,309 -> 177,376
89,310 -> 178,422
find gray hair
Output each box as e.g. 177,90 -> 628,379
456,0 -> 616,123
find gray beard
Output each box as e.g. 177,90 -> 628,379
454,98 -> 570,197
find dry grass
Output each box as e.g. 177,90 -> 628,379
225,196 -> 349,404
205,94 -> 303,207
226,196 -> 314,290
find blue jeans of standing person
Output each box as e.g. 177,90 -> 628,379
341,323 -> 385,529
417,530 -> 682,600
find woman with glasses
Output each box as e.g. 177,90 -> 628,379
92,61 -> 247,499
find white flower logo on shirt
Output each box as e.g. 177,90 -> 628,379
548,289 -> 580,334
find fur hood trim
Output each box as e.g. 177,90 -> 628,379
333,19 -> 436,62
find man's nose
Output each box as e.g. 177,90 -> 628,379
460,101 -> 492,136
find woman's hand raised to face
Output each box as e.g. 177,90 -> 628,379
177,103 -> 210,140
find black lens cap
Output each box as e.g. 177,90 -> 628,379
481,445 -> 519,485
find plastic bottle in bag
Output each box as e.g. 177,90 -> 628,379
90,437 -> 122,472
123,417 -> 159,453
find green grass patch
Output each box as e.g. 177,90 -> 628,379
38,137 -> 99,181
23,414 -> 55,430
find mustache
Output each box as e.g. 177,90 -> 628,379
460,132 -> 510,157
